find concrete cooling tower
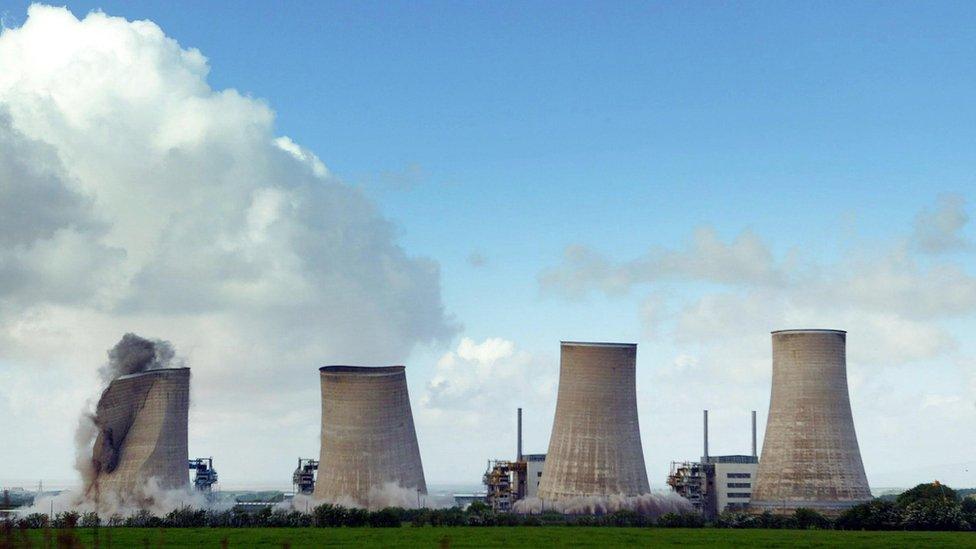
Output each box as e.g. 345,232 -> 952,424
90,367 -> 190,498
751,330 -> 871,514
313,366 -> 427,506
537,342 -> 650,500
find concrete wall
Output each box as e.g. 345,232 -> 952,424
713,461 -> 758,514
91,368 -> 190,497
751,330 -> 871,514
313,366 -> 426,506
537,342 -> 650,499
525,455 -> 545,499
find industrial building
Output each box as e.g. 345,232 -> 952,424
312,365 -> 427,507
188,457 -> 218,492
537,342 -> 650,500
292,458 -> 319,495
751,330 -> 872,515
483,408 -> 546,511
89,367 -> 190,499
667,411 -> 759,518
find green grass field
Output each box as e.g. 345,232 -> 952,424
12,527 -> 976,548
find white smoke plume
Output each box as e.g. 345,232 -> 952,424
294,482 -> 448,511
513,492 -> 692,518
25,478 -> 221,519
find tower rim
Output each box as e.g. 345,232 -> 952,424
770,329 -> 846,335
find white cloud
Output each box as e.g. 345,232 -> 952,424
539,227 -> 786,299
912,194 -> 972,254
420,337 -> 554,426
417,337 -> 556,482
0,5 -> 456,481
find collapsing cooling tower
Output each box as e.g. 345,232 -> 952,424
313,366 -> 427,505
751,330 -> 871,514
90,367 -> 190,497
538,342 -> 650,500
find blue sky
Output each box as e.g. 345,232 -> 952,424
0,2 -> 974,490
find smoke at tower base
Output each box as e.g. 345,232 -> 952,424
513,492 -> 692,517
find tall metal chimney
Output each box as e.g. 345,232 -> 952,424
751,410 -> 757,457
752,330 -> 871,515
703,409 -> 709,460
517,407 -> 523,461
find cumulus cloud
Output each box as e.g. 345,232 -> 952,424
417,337 -> 556,481
912,194 -> 972,254
0,5 -> 456,481
420,337 -> 554,426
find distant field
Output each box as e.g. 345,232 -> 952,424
13,527 -> 976,548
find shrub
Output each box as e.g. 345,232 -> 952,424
835,500 -> 901,531
80,511 -> 101,528
368,507 -> 403,528
793,508 -> 830,529
165,505 -> 207,528
123,510 -> 161,528
897,483 -> 958,508
51,511 -> 80,529
902,498 -> 969,531
657,512 -> 704,528
467,501 -> 490,514
607,509 -> 645,527
267,509 -> 312,527
106,514 -> 125,527
521,515 -> 542,527
716,511 -> 761,528
345,508 -> 369,527
313,504 -> 347,527
19,513 -> 49,529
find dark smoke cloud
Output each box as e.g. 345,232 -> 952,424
98,333 -> 179,383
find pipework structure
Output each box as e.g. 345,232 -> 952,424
537,342 -> 650,500
89,367 -> 190,498
751,329 -> 871,515
312,365 -> 427,506
188,457 -> 218,492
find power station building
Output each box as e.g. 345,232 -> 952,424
751,329 -> 871,515
537,342 -> 650,500
483,408 -> 546,511
89,367 -> 190,498
313,365 -> 427,507
668,411 -> 759,518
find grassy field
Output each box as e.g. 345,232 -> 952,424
11,527 -> 976,548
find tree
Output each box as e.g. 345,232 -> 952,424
896,482 -> 958,508
835,500 -> 901,531
901,498 -> 968,531
793,508 -> 830,529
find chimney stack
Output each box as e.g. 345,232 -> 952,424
517,407 -> 523,461
703,409 -> 709,460
751,410 -> 757,457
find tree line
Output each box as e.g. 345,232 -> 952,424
3,482 -> 974,532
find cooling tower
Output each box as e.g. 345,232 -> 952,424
90,367 -> 190,497
751,330 -> 871,514
313,365 -> 427,506
537,342 -> 650,500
